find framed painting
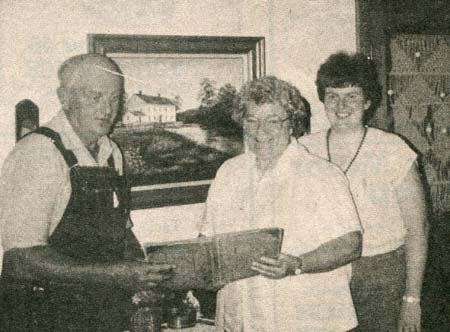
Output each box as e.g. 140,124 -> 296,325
88,34 -> 265,209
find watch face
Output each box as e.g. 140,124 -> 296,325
402,296 -> 420,303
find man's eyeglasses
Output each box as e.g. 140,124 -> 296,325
243,116 -> 290,132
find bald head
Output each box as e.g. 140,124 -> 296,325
58,53 -> 123,88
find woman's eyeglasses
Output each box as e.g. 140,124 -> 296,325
243,116 -> 290,132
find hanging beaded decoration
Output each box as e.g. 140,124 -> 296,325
389,34 -> 450,214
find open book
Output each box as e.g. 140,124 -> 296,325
143,228 -> 284,291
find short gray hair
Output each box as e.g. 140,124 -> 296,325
233,76 -> 311,138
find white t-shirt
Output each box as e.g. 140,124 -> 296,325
200,142 -> 361,332
299,127 -> 417,256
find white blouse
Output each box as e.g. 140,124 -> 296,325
299,127 -> 417,256
200,142 -> 361,332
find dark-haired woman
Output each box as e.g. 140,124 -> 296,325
299,52 -> 428,332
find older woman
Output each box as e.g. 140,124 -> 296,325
299,52 -> 428,332
200,76 -> 362,332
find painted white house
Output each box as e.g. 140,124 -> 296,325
123,91 -> 176,126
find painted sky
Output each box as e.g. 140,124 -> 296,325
112,54 -> 246,111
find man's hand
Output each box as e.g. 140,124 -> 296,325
251,253 -> 300,279
398,302 -> 421,332
118,261 -> 175,290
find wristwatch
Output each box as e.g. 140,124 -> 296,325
293,257 -> 303,275
402,295 -> 420,304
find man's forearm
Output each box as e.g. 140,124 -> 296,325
2,246 -> 130,288
300,231 -> 362,274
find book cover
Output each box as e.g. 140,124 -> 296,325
143,227 -> 284,290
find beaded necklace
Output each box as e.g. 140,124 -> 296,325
326,126 -> 368,174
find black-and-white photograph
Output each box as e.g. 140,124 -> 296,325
0,1 -> 449,332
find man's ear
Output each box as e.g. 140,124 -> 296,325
57,86 -> 72,112
364,99 -> 371,111
57,86 -> 66,105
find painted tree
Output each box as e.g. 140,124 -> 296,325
216,83 -> 237,106
172,95 -> 183,111
198,78 -> 218,107
205,83 -> 241,136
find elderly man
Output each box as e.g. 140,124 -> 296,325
0,54 -> 172,331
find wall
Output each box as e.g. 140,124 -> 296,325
0,0 -> 356,243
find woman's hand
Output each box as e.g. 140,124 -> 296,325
251,253 -> 300,279
398,302 -> 421,332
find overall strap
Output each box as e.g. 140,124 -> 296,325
32,127 -> 78,168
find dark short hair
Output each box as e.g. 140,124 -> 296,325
316,52 -> 382,123
233,76 -> 311,138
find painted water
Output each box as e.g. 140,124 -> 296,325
165,124 -> 243,155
